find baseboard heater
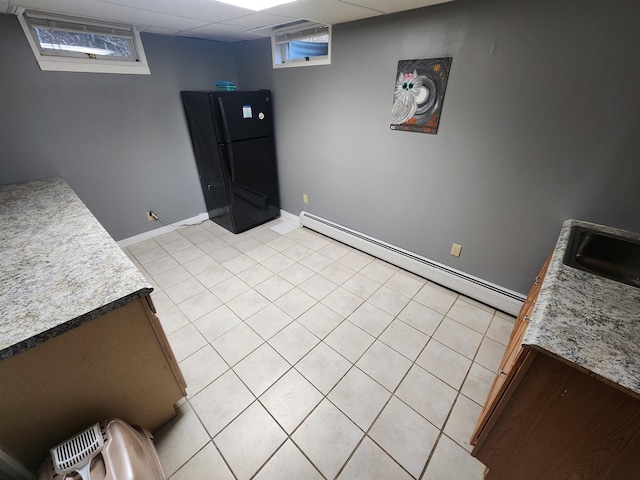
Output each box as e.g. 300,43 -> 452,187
299,211 -> 525,316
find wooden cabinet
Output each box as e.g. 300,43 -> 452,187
470,257 -> 640,479
0,296 -> 186,471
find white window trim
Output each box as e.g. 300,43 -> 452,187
16,8 -> 150,75
271,21 -> 331,69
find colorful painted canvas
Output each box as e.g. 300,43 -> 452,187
390,57 -> 452,134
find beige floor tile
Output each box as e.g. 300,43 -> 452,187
168,324 -> 207,362
170,442 -> 235,480
153,265 -> 191,289
337,250 -> 374,271
292,399 -> 363,479
274,288 -> 317,319
384,271 -> 426,298
461,362 -> 495,406
369,397 -> 439,478
265,236 -> 297,253
127,238 -> 159,255
157,305 -> 189,335
342,273 -> 382,300
414,283 -> 457,315
233,343 -> 290,396
162,237 -> 195,255
245,303 -> 293,340
319,262 -> 357,285
154,402 -> 210,478
359,260 -> 397,284
299,251 -> 334,272
212,322 -> 264,366
279,263 -> 315,285
299,273 -> 339,300
338,437 -> 412,480
208,246 -> 242,263
443,394 -> 482,452
145,255 -> 182,277
321,287 -> 364,317
325,321 -> 375,363
177,289 -> 222,321
151,290 -> 174,313
282,243 -> 314,262
255,275 -> 294,302
236,263 -> 274,287
347,302 -> 394,337
197,237 -> 229,254
221,254 -> 257,275
396,365 -> 458,429
171,245 -> 206,265
254,440 -> 324,480
232,237 -> 263,254
165,277 -> 206,304
193,305 -> 242,342
474,336 -> 507,372
379,319 -> 430,361
356,341 -> 412,392
433,317 -> 483,360
318,241 -> 352,260
295,342 -> 352,394
179,344 -> 229,398
416,339 -> 472,390
134,245 -> 169,265
209,276 -> 250,303
297,303 -> 344,339
195,264 -> 234,289
190,370 -> 254,437
423,435 -> 486,480
328,367 -> 391,430
269,321 -> 319,364
226,289 -> 270,320
246,244 -> 278,262
486,313 -> 515,345
300,232 -> 332,251
182,254 -> 219,276
260,369 -> 323,434
448,298 -> 494,334
180,228 -> 216,245
214,402 -> 286,480
154,230 -> 183,245
368,286 -> 410,316
285,227 -> 313,242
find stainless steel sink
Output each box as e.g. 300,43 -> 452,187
563,226 -> 640,288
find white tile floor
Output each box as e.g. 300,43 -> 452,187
122,219 -> 515,480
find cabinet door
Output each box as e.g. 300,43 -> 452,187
470,254 -> 551,446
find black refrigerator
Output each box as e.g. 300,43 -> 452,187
181,89 -> 280,234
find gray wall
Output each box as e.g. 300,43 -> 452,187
236,0 -> 640,294
0,14 -> 237,240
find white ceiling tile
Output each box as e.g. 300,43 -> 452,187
138,25 -> 181,35
346,0 -> 454,14
220,12 -> 297,29
1,3 -> 9,13
268,0 -> 384,25
97,0 -> 249,23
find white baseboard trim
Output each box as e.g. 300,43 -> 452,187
299,211 -> 525,316
279,209 -> 300,225
117,212 -> 209,247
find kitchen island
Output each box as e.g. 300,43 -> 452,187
471,219 -> 640,479
0,178 -> 186,471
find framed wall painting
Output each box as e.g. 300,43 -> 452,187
390,57 -> 452,134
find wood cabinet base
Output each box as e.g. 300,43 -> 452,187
0,298 -> 186,471
473,351 -> 640,479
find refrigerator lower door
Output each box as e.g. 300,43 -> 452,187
224,137 -> 280,233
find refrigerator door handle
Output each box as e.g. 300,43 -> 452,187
217,97 -> 233,144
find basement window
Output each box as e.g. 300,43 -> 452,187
17,9 -> 150,75
271,21 -> 331,69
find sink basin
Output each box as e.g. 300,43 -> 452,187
563,226 -> 640,288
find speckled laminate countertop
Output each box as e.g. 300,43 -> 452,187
0,178 -> 152,361
524,219 -> 640,398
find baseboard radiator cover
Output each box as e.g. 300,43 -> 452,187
299,211 -> 525,316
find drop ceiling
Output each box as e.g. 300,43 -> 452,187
2,0 -> 454,43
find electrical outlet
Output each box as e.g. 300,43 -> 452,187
303,194 -> 308,204
147,211 -> 159,221
450,243 -> 462,257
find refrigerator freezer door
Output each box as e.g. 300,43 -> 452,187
181,91 -> 234,231
214,91 -> 274,142
223,136 -> 280,233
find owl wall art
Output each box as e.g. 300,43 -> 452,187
390,57 -> 452,134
